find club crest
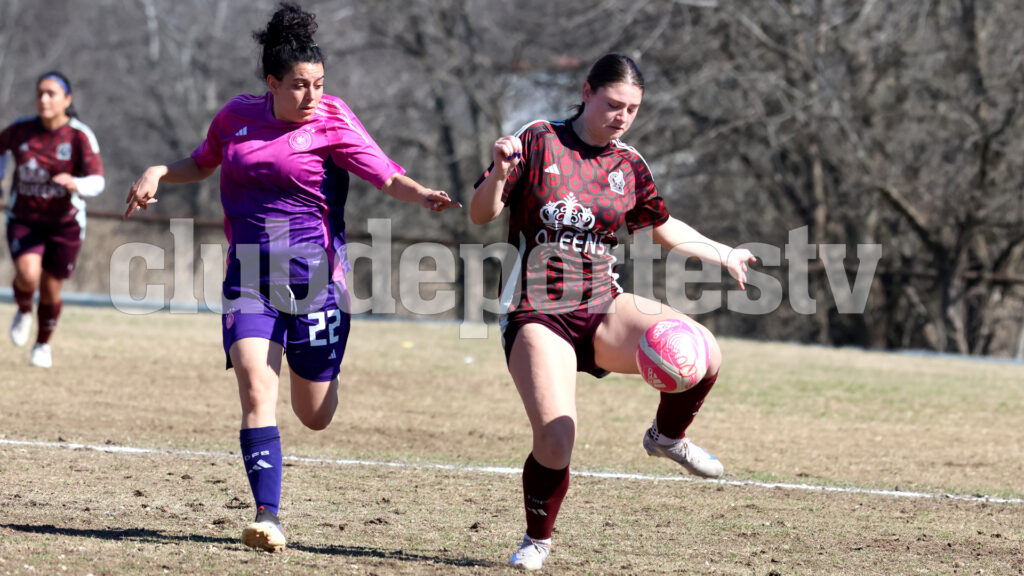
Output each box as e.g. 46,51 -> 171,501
288,128 -> 313,151
608,169 -> 625,195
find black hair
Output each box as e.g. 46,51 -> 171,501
37,70 -> 77,118
252,2 -> 324,81
570,53 -> 645,120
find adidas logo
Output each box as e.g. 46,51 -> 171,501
543,164 -> 560,175
646,368 -> 663,385
235,126 -> 248,137
328,350 -> 337,360
249,459 -> 273,473
526,507 -> 548,517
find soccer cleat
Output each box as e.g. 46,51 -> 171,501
509,534 -> 552,571
29,343 -> 52,368
10,311 -> 32,347
241,506 -> 286,552
643,425 -> 724,478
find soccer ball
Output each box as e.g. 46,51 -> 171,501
636,319 -> 709,393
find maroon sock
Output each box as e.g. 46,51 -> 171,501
655,371 -> 719,439
13,283 -> 33,313
522,453 -> 569,540
36,301 -> 63,344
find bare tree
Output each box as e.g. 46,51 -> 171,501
3,0 -> 1022,354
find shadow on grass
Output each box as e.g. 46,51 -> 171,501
289,542 -> 499,567
1,523 -> 500,568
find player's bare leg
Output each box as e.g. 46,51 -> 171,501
594,293 -> 725,478
288,370 -> 339,431
231,338 -> 287,551
506,324 -> 578,570
593,293 -> 721,375
233,338 -> 283,429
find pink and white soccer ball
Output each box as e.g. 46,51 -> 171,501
636,319 -> 709,393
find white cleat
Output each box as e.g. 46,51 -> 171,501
509,534 -> 552,571
29,343 -> 52,368
10,311 -> 32,347
242,507 -> 286,552
643,425 -> 724,478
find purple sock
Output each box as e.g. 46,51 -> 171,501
239,426 -> 282,515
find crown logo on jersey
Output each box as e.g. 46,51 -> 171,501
18,157 -> 50,184
540,193 -> 596,231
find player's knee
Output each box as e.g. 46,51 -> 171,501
297,408 -> 335,431
294,396 -> 338,431
534,418 -> 575,467
300,416 -> 332,431
238,375 -> 277,408
699,326 -> 722,375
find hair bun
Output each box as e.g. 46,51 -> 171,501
254,2 -> 318,48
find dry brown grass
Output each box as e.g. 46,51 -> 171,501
1,302 -> 1023,575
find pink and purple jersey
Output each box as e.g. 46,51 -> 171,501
477,120 -> 669,315
191,92 -> 404,290
0,116 -> 103,226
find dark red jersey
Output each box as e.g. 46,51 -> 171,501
478,120 -> 670,315
0,116 -> 103,224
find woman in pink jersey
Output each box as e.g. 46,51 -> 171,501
1,71 -> 105,369
470,54 -> 757,570
125,2 -> 458,553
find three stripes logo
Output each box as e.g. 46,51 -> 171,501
235,126 -> 248,137
249,459 -> 274,474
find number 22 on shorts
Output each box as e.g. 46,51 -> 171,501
307,310 -> 342,346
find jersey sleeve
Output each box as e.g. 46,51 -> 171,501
190,105 -> 230,169
624,157 -> 670,233
73,126 -> 104,177
324,101 -> 404,189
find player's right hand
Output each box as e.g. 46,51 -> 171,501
492,135 -> 522,178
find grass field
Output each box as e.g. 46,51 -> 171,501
1,301 -> 1022,575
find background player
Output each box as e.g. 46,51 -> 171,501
125,2 -> 458,552
1,71 -> 105,368
470,53 -> 756,570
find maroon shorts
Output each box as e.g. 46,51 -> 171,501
500,307 -> 611,378
6,217 -> 83,279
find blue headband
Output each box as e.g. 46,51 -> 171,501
41,74 -> 71,95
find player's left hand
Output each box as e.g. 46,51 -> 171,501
420,190 -> 462,212
51,173 -> 77,193
726,248 -> 757,290
124,167 -> 162,218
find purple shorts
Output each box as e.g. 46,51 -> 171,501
222,282 -> 350,382
500,307 -> 611,378
6,218 -> 82,279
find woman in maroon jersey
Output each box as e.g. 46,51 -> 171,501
1,71 -> 104,368
470,53 -> 756,570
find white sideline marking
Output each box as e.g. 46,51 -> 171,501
2,438 -> 1022,505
